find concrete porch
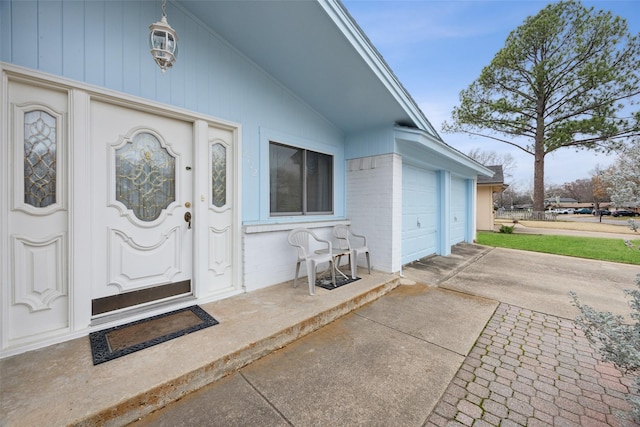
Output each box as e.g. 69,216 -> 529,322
1,269 -> 402,427
0,244 -> 491,427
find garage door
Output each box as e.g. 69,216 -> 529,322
450,177 -> 467,245
402,164 -> 437,264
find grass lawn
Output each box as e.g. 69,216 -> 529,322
476,232 -> 640,265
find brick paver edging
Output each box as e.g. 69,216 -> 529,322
425,303 -> 639,427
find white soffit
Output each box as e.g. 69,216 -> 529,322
178,0 -> 439,138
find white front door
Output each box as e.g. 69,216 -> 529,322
90,100 -> 194,316
1,68 -> 240,356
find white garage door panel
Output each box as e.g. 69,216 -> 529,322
402,165 -> 437,264
451,178 -> 467,245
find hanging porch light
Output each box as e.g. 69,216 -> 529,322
149,0 -> 178,73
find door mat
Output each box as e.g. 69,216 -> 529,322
89,305 -> 218,365
316,276 -> 361,290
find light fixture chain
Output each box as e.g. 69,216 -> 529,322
161,0 -> 167,18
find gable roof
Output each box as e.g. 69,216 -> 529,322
477,165 -> 504,185
178,0 -> 439,137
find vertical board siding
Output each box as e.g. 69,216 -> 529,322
38,1 -> 63,75
345,127 -> 394,160
84,1 -> 105,86
2,0 -> 346,223
166,1 -> 185,107
121,1 -> 141,95
104,1 -> 124,91
0,1 -> 10,61
2,0 -> 338,136
11,1 -> 38,67
62,1 -> 84,81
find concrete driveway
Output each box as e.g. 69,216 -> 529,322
132,246 -> 639,426
423,247 -> 639,319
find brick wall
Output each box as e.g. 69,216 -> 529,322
242,223 -> 344,292
346,153 -> 402,273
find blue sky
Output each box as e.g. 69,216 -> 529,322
342,0 -> 640,191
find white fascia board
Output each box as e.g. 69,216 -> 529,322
320,0 -> 440,139
394,126 -> 494,177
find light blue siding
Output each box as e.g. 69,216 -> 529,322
345,126 -> 395,160
63,2 -> 85,81
104,1 -> 124,91
450,177 -> 467,245
11,1 -> 38,67
38,1 -> 64,75
84,1 -> 106,86
121,1 -> 143,94
1,0 -> 345,224
0,1 -> 10,62
437,170 -> 451,256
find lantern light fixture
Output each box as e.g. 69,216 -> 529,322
149,0 -> 178,73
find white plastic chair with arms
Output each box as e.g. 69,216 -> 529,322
287,228 -> 335,295
333,224 -> 370,279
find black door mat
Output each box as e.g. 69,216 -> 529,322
316,276 -> 361,290
89,305 -> 218,365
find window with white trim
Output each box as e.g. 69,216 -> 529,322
269,141 -> 333,216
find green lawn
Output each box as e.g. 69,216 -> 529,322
476,232 -> 640,265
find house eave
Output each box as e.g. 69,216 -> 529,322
320,0 -> 440,138
394,126 -> 494,177
177,0 -> 440,137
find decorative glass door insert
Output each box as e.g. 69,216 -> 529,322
115,132 -> 176,222
24,110 -> 57,208
211,143 -> 226,208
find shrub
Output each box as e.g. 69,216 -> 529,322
570,274 -> 640,423
499,224 -> 515,234
629,219 -> 638,233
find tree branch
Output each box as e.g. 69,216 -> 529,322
455,130 -> 535,155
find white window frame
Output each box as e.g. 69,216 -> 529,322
269,141 -> 333,217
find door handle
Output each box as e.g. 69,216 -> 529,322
184,212 -> 192,229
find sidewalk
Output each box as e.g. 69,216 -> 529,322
495,219 -> 639,241
513,224 -> 637,241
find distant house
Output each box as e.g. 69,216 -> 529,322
544,197 -> 579,206
0,0 -> 493,357
476,166 -> 507,231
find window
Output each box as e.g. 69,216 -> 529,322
269,142 -> 333,216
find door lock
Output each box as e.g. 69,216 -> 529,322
184,211 -> 192,229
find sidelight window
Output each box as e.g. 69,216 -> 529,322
24,110 -> 57,208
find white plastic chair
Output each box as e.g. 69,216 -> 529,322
333,224 -> 370,279
287,228 -> 335,295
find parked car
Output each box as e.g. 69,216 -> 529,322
612,210 -> 639,217
594,209 -> 612,216
575,208 -> 592,214
556,208 -> 575,214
